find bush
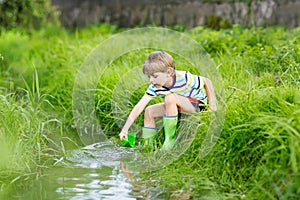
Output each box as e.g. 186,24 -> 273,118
204,15 -> 232,30
0,0 -> 60,31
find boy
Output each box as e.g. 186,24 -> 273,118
119,51 -> 217,150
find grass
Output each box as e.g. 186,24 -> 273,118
0,23 -> 299,199
145,26 -> 300,199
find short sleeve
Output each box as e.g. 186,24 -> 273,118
144,84 -> 157,100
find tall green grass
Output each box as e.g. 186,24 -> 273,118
0,70 -> 60,188
147,25 -> 300,199
0,24 -> 119,192
0,24 -> 299,198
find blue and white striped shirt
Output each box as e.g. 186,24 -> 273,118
145,70 -> 207,104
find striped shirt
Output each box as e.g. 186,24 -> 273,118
145,70 -> 207,104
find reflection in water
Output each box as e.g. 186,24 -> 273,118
52,141 -> 146,200
3,141 -> 192,200
14,141 -> 165,200
52,166 -> 141,200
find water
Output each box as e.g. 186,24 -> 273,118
36,167 -> 144,200
2,141 -> 172,200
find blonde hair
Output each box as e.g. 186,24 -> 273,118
143,51 -> 175,76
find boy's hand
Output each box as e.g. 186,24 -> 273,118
119,130 -> 128,141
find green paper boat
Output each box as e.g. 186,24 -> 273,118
122,132 -> 137,148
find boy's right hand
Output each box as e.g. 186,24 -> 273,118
119,130 -> 128,141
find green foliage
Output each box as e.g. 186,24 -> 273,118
204,15 -> 232,30
0,70 -> 60,187
0,0 -> 59,31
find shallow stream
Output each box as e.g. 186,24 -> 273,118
5,141 -> 178,200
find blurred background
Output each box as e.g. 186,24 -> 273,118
51,0 -> 300,29
1,0 -> 300,31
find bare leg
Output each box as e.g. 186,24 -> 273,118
144,94 -> 195,127
144,103 -> 165,128
164,94 -> 196,116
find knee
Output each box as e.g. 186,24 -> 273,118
164,94 -> 177,106
144,106 -> 153,118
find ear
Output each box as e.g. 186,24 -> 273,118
167,67 -> 174,76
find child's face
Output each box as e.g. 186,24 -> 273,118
148,71 -> 172,88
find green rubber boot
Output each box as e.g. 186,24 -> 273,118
141,127 -> 158,148
161,115 -> 178,150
